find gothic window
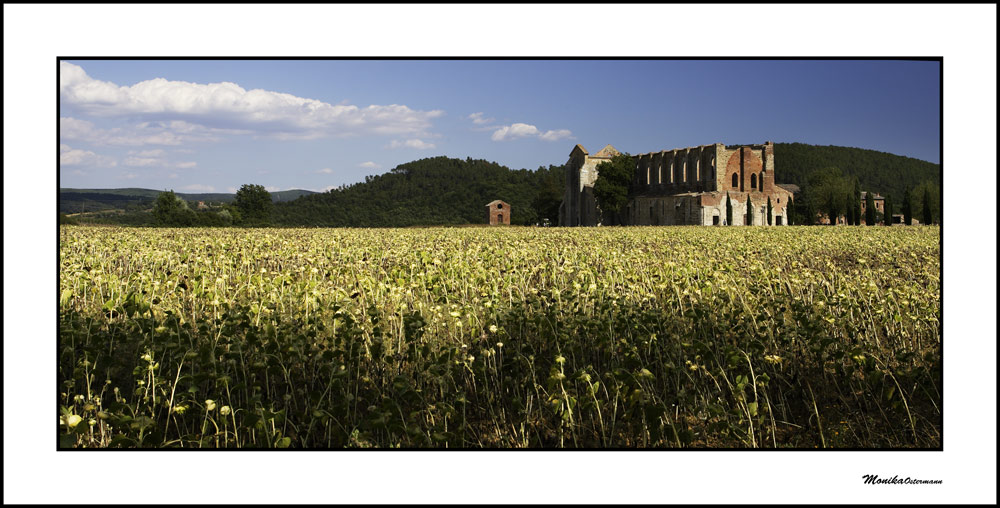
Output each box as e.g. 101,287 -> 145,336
750,173 -> 757,190
732,173 -> 738,188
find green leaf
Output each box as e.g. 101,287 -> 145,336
275,437 -> 291,448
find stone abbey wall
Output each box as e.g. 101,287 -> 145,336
559,141 -> 791,226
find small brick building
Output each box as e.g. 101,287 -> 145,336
486,200 -> 510,225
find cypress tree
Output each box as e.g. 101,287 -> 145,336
844,192 -> 853,225
865,191 -> 876,226
767,196 -> 773,225
884,195 -> 893,226
902,188 -> 912,225
852,180 -> 862,226
726,193 -> 733,226
922,186 -> 933,225
746,195 -> 753,226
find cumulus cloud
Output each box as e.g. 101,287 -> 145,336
124,156 -> 160,167
181,184 -> 215,192
175,161 -> 197,169
387,139 -> 436,150
491,123 -> 540,141
60,144 -> 116,167
316,168 -> 334,174
60,62 -> 444,140
359,161 -> 379,168
491,122 -> 574,142
468,112 -> 495,125
539,129 -> 573,141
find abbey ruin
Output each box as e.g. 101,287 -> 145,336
558,141 -> 794,226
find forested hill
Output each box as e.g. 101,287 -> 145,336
773,143 -> 940,203
272,157 -> 564,227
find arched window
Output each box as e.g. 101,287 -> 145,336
646,163 -> 651,185
657,164 -> 662,184
682,161 -> 687,183
696,159 -> 701,181
732,173 -> 739,188
670,162 -> 675,183
750,173 -> 757,190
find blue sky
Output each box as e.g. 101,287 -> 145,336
59,59 -> 940,193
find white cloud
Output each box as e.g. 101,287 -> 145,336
265,186 -> 280,192
539,129 -> 573,142
468,112 -> 495,125
387,139 -> 436,150
60,144 -> 116,167
181,184 -> 215,192
491,123 -> 540,141
316,168 -> 334,174
359,161 -> 379,168
174,161 -> 197,169
60,62 -> 444,140
491,122 -> 574,142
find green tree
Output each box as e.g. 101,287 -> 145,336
922,186 -> 933,225
235,184 -> 274,226
910,181 -> 941,225
746,195 -> 753,226
808,167 -> 849,225
531,165 -> 564,225
767,196 -> 773,226
725,193 -> 733,226
865,191 -> 876,226
803,197 -> 815,225
883,195 -> 893,226
592,153 -> 634,225
902,187 -> 913,225
153,190 -> 196,226
852,179 -> 862,226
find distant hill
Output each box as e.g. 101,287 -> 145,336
773,143 -> 940,204
272,157 -> 564,227
60,188 -> 317,214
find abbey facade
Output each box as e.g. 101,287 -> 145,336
558,141 -> 794,226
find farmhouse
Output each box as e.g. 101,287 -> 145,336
486,200 -> 511,225
559,141 -> 794,226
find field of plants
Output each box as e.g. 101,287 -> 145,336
58,226 -> 941,448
